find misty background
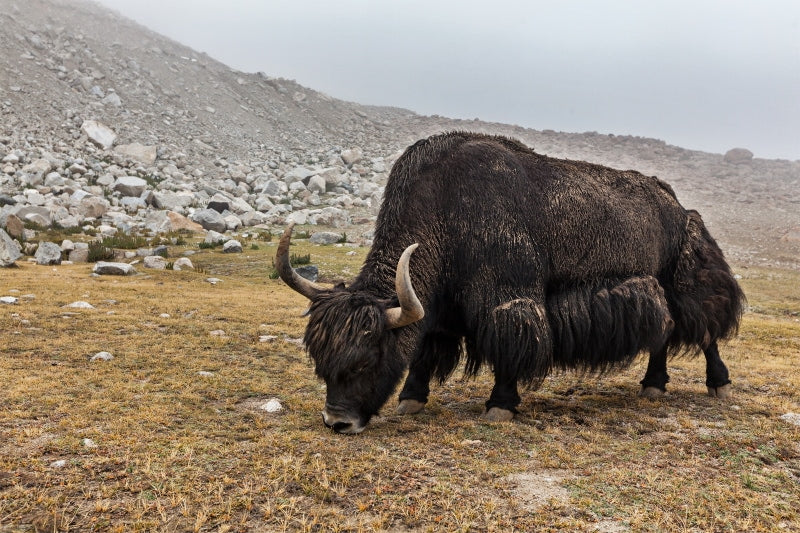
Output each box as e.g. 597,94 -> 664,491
94,0 -> 800,161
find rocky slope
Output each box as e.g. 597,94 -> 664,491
1,0 -> 798,268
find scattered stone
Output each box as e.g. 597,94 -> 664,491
34,241 -> 63,265
82,438 -> 98,448
63,301 -> 95,309
191,208 -> 227,232
81,120 -> 117,149
310,231 -> 342,245
1,296 -> 19,304
159,313 -> 171,318
780,413 -> 800,426
90,351 -> 114,361
259,335 -> 278,343
113,176 -> 148,197
206,277 -> 222,285
260,398 -> 283,413
172,257 -> 194,271
222,239 -> 242,253
50,460 -> 67,468
198,371 -> 215,376
294,265 -> 319,282
69,248 -> 90,263
209,330 -> 226,336
340,147 -> 363,166
0,229 -> 23,267
143,255 -> 167,269
93,262 -> 137,276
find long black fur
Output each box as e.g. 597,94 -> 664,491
299,131 -> 745,423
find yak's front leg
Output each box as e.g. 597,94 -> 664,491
704,340 -> 732,399
396,331 -> 461,415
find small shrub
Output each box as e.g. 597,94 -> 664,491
101,234 -> 147,250
338,232 -> 348,244
198,241 -> 219,250
250,244 -> 260,250
290,253 -> 311,265
87,240 -> 114,262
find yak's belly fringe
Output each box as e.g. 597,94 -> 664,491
547,276 -> 674,374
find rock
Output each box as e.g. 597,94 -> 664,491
153,191 -> 195,211
780,413 -> 800,426
61,240 -> 75,252
283,166 -> 316,184
307,175 -> 326,194
260,398 -> 283,413
113,176 -> 148,197
143,255 -> 167,269
22,159 -> 52,175
69,248 -> 89,263
295,265 -> 319,282
1,296 -> 19,304
723,148 -> 754,164
34,241 -> 62,265
93,261 -> 137,276
191,208 -> 227,232
172,257 -> 194,270
340,148 -> 363,166
90,351 -> 114,361
64,301 -> 95,309
81,120 -> 117,149
114,143 -> 157,165
310,231 -> 342,245
102,91 -> 122,107
308,206 -> 350,227
286,210 -> 308,225
240,211 -> 267,226
4,214 -> 24,240
207,193 -> 231,213
204,230 -> 226,243
223,239 -> 243,253
206,277 -> 222,285
78,196 -> 110,218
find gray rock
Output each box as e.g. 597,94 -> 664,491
724,148 -> 754,164
310,231 -> 342,245
191,208 -> 227,232
295,265 -> 319,282
223,214 -> 242,230
4,213 -> 24,239
222,239 -> 243,253
143,255 -> 166,269
81,120 -> 117,149
240,210 -> 267,226
307,175 -> 326,194
90,351 -> 114,361
204,230 -> 226,244
1,296 -> 19,304
113,176 -> 148,197
340,148 -> 363,166
64,301 -> 95,309
69,248 -> 89,263
102,91 -> 122,107
34,241 -> 62,265
172,257 -> 194,271
93,261 -> 137,276
114,143 -> 157,165
283,166 -> 316,184
78,196 -> 109,218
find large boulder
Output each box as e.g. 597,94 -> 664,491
723,148 -> 754,164
78,196 -> 110,218
191,208 -> 227,232
93,262 -> 137,276
0,229 -> 22,267
4,214 -> 24,239
81,120 -> 117,150
35,241 -> 62,265
113,176 -> 148,197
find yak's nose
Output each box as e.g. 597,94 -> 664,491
321,409 -> 366,434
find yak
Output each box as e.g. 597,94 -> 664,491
276,131 -> 744,434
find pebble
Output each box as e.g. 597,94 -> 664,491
90,351 -> 114,361
197,371 -> 215,376
779,413 -> 800,426
63,301 -> 95,309
260,398 -> 283,413
1,296 -> 18,304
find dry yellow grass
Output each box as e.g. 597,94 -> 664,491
1,239 -> 799,532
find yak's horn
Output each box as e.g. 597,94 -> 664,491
385,243 -> 425,329
275,223 -> 327,299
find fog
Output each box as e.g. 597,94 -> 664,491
95,0 -> 800,160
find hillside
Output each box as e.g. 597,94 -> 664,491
1,0 -> 798,267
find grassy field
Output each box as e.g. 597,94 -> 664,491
1,236 -> 799,532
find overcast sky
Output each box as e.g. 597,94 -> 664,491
94,0 -> 800,160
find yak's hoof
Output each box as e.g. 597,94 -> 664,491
483,407 -> 515,422
639,386 -> 666,399
707,384 -> 732,399
396,399 -> 426,415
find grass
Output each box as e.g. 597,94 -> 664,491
1,242 -> 799,532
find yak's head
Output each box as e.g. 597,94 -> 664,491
275,224 -> 424,434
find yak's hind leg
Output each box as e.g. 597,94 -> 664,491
397,331 -> 462,415
639,346 -> 669,398
704,341 -> 732,399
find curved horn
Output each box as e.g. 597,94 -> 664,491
385,243 -> 425,329
275,223 -> 327,299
